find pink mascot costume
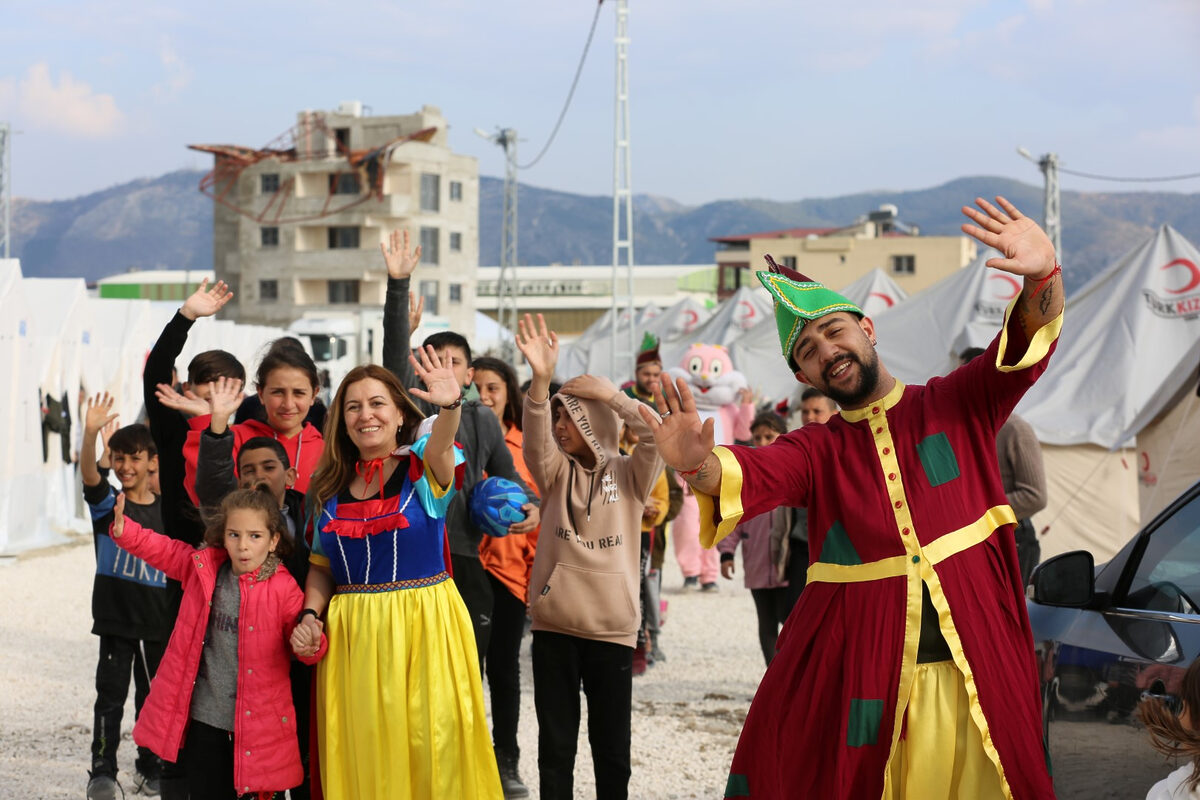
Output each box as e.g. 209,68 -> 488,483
667,344 -> 754,590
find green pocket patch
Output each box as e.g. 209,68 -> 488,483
847,698 -> 885,747
818,521 -> 861,566
724,773 -> 750,798
917,432 -> 960,487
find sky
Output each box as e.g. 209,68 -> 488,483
2,0 -> 1199,205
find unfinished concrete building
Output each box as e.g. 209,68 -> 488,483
190,102 -> 479,336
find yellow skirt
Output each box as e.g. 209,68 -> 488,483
316,577 -> 503,800
882,660 -> 1008,800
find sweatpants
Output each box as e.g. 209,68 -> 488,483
671,492 -> 719,584
750,586 -> 791,666
182,719 -> 288,799
532,631 -> 633,800
485,570 -> 527,757
92,634 -> 166,778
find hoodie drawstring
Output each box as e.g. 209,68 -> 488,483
587,471 -> 595,521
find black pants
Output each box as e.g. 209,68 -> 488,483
532,631 -> 632,800
485,571 -> 526,756
1015,518 -> 1040,588
92,634 -> 166,778
182,719 -> 288,800
287,662 -> 313,800
783,536 -> 808,614
452,553 -> 494,666
750,587 -> 791,667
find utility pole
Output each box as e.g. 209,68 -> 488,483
1017,147 -> 1062,263
477,127 -> 520,363
610,0 -> 635,379
0,122 -> 11,259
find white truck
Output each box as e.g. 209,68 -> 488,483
287,311 -> 450,401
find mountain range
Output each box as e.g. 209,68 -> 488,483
12,170 -> 1200,293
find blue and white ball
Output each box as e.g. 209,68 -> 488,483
469,476 -> 529,538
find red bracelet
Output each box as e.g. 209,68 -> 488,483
1031,263 -> 1061,297
678,463 -> 705,477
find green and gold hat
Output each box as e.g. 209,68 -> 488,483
757,255 -> 863,371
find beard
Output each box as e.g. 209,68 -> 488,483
820,348 -> 881,408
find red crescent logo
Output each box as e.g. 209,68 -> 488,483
989,274 -> 1022,300
737,300 -> 756,327
869,292 -> 896,308
1141,452 -> 1151,472
1162,259 -> 1200,295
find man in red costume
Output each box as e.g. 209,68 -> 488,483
641,197 -> 1063,799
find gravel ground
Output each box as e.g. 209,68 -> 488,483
0,536 -> 766,799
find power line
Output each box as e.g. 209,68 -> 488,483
516,1 -> 604,170
1057,165 -> 1200,183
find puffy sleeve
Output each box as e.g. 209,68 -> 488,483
410,434 -> 466,520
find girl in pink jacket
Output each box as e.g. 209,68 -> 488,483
110,486 -> 327,800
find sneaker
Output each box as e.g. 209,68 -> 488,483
132,771 -> 161,796
682,576 -> 699,592
700,581 -> 719,592
86,774 -> 124,800
651,642 -> 667,663
494,749 -> 530,799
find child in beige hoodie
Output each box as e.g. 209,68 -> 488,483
516,313 -> 664,800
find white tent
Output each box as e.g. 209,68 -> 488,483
1018,225 -> 1200,556
871,248 -> 1005,385
840,268 -> 910,318
24,278 -> 98,538
869,228 -> 1200,563
0,262 -> 289,555
0,261 -> 46,553
558,297 -> 712,382
659,286 -> 774,370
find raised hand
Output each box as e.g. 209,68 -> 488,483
181,278 -> 234,321
514,313 -> 559,380
639,377 -> 715,473
84,392 -> 119,434
155,383 -> 210,419
407,345 -> 463,408
381,228 -> 422,280
98,416 -> 121,469
111,493 -> 126,539
206,377 -> 245,434
560,375 -> 618,403
960,197 -> 1056,279
100,417 -> 120,450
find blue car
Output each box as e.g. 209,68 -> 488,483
1028,480 -> 1200,798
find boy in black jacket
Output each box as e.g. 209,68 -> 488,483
81,395 -> 175,800
142,278 -> 242,547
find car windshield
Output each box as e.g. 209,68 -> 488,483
1123,493 -> 1200,614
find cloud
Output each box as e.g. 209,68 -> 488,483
152,37 -> 193,99
0,62 -> 123,137
1135,94 -> 1200,155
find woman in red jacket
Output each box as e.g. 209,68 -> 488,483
110,486 -> 327,799
158,338 -> 327,504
